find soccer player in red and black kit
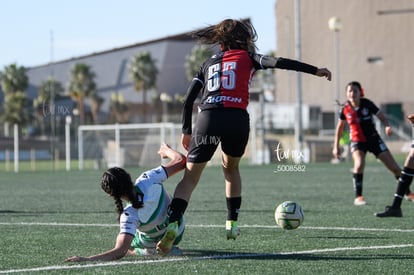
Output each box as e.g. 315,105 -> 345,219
333,81 -> 414,206
156,19 -> 331,256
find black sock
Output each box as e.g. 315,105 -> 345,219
353,173 -> 363,197
226,197 -> 241,221
168,198 -> 188,224
395,175 -> 412,195
392,167 -> 414,208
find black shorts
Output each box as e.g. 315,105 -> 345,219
350,135 -> 388,157
187,108 -> 250,163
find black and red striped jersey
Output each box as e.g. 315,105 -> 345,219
182,49 -> 318,134
339,98 -> 380,142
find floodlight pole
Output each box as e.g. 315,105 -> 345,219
328,17 -> 342,127
294,0 -> 303,154
50,30 -> 56,170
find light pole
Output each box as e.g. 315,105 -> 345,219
294,0 -> 303,154
328,17 -> 342,127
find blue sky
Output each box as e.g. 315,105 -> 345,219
0,0 -> 277,69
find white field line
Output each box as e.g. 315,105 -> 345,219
0,244 -> 413,274
1,222 -> 414,233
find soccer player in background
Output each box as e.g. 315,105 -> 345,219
332,81 -> 414,206
156,18 -> 332,256
375,114 -> 414,217
65,143 -> 186,261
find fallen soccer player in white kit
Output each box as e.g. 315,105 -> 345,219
65,143 -> 186,261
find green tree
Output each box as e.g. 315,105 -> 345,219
185,44 -> 213,81
129,51 -> 158,122
67,63 -> 96,124
33,78 -> 64,135
0,63 -> 30,126
0,63 -> 28,93
34,78 -> 64,106
1,91 -> 30,126
109,92 -> 129,123
90,92 -> 104,124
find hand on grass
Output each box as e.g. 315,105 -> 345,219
64,256 -> 90,262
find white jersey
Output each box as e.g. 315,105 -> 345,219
118,166 -> 184,247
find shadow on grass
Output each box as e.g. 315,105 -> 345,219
189,209 -> 322,214
306,236 -> 388,240
189,209 -> 273,213
181,249 -> 414,261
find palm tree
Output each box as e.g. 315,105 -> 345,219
0,63 -> 28,93
129,51 -> 158,122
109,92 -> 129,123
90,92 -> 104,124
185,44 -> 213,82
67,63 -> 96,124
0,63 -> 30,127
1,91 -> 30,126
34,78 -> 64,114
33,78 -> 64,135
35,78 -> 64,105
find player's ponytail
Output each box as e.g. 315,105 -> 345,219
128,191 -> 143,210
114,197 -> 124,222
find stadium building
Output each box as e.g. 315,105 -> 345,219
23,32 -> 200,124
275,0 -> 414,133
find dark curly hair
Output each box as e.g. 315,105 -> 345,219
192,19 -> 258,53
346,81 -> 364,97
101,167 -> 143,222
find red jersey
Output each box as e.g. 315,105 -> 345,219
182,50 -> 318,134
200,50 -> 253,110
339,98 -> 380,142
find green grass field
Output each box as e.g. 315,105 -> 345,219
1,159 -> 413,274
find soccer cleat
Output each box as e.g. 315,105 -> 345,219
354,196 -> 367,206
374,206 -> 402,218
156,221 -> 179,256
226,220 -> 240,240
404,192 -> 414,202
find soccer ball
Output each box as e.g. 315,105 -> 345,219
274,201 -> 304,230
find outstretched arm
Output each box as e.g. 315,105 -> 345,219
158,143 -> 186,178
65,233 -> 134,262
256,55 -> 332,81
276,58 -> 331,81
